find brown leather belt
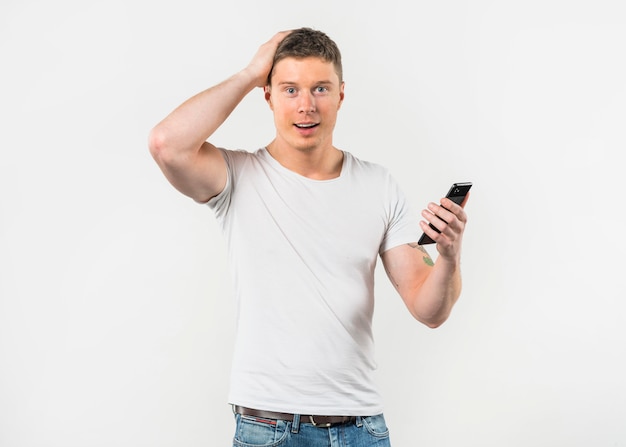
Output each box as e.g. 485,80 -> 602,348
233,405 -> 356,428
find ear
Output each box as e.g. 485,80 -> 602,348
264,85 -> 273,110
337,82 -> 345,110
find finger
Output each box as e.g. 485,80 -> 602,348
275,28 -> 294,36
427,202 -> 454,229
441,192 -> 470,211
460,191 -> 470,207
419,219 -> 444,243
272,30 -> 292,43
439,198 -> 468,224
421,207 -> 447,234
420,217 -> 458,248
425,203 -> 466,243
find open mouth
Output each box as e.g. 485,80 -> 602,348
294,123 -> 319,129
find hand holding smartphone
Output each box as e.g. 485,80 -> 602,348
418,182 -> 472,245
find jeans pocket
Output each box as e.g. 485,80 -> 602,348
233,414 -> 290,447
362,414 -> 390,438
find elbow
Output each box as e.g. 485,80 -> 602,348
148,126 -> 187,173
411,306 -> 452,329
410,289 -> 461,329
419,314 -> 448,329
424,318 -> 446,329
148,126 -> 169,163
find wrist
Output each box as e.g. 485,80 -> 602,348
238,65 -> 267,90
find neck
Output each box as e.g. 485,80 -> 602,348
265,142 -> 344,180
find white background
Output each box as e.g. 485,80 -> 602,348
1,0 -> 625,446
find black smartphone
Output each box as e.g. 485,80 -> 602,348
417,182 -> 472,245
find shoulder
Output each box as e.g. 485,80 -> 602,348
217,147 -> 268,170
343,151 -> 392,178
218,147 -> 254,161
343,152 -> 400,193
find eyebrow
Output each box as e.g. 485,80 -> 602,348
276,80 -> 334,87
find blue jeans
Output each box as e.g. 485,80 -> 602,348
232,412 -> 392,447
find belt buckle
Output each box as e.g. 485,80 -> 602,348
309,415 -> 332,428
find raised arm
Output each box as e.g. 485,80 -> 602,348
148,31 -> 291,202
381,196 -> 469,328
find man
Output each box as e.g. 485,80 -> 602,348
149,27 -> 468,447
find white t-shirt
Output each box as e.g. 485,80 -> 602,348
207,147 -> 419,416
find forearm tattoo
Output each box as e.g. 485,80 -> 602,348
408,242 -> 434,266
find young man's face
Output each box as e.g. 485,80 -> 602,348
265,56 -> 344,153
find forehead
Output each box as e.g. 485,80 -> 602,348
271,57 -> 340,86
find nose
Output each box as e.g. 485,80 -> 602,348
298,92 -> 316,113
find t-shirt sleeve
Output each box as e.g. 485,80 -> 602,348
379,175 -> 421,254
205,148 -> 235,218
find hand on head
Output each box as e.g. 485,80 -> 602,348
245,30 -> 293,89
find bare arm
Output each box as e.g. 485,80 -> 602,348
381,196 -> 469,328
148,31 -> 291,202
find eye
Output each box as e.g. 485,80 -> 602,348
315,86 -> 328,94
286,87 -> 296,95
